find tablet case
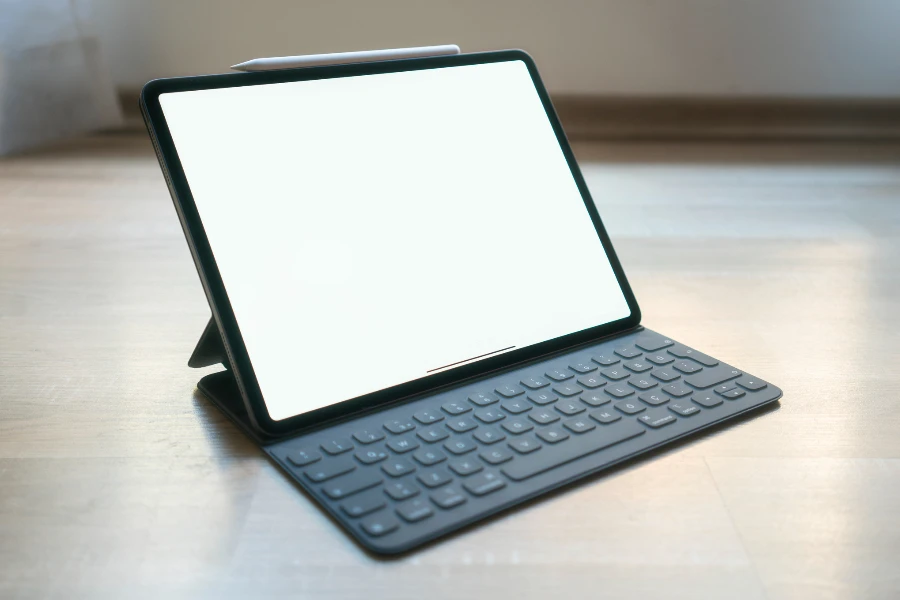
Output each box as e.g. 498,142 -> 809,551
171,46 -> 785,556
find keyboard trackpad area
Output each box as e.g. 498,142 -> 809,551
501,421 -> 645,481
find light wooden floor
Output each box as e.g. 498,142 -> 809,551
1,132 -> 899,599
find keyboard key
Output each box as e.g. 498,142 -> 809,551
639,392 -> 669,406
555,399 -> 586,416
629,377 -> 658,390
387,437 -> 419,454
396,498 -> 434,523
580,392 -> 611,407
384,480 -> 419,501
692,393 -> 723,408
614,400 -> 645,415
537,427 -> 569,444
569,362 -> 598,374
382,458 -> 416,477
463,471 -> 506,496
474,408 -> 505,424
323,471 -> 382,500
668,401 -> 701,417
589,409 -> 621,424
501,399 -> 531,414
509,437 -> 542,454
449,458 -> 483,476
417,426 -> 449,443
501,419 -> 534,435
305,460 -> 356,483
495,384 -> 525,398
529,409 -> 561,424
473,427 -> 506,445
684,364 -> 742,389
638,410 -> 677,429
563,418 -> 596,434
591,354 -> 620,366
384,419 -> 416,434
287,449 -> 321,467
431,486 -> 467,509
361,513 -> 400,537
480,447 -> 514,464
668,346 -> 719,367
468,392 -> 498,406
321,438 -> 354,455
673,360 -> 702,374
662,383 -> 693,397
713,382 -> 737,394
417,468 -> 452,488
614,347 -> 641,359
736,376 -> 768,391
521,376 -> 550,389
502,421 -> 644,480
528,391 -> 558,406
712,381 -> 737,394
444,438 -> 477,455
651,369 -> 680,382
546,369 -> 574,382
577,374 -> 606,389
413,448 -> 447,466
645,353 -> 674,366
623,360 -> 652,373
352,429 -> 385,444
722,388 -> 746,400
341,491 -> 386,518
355,448 -> 388,464
552,383 -> 582,397
600,367 -> 630,381
447,417 -> 478,433
414,409 -> 444,424
635,337 -> 674,352
605,384 -> 635,398
441,401 -> 471,416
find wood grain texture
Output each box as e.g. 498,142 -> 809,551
1,133 -> 899,599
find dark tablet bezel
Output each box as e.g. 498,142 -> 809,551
141,49 -> 641,435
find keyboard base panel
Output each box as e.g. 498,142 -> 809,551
198,327 -> 782,555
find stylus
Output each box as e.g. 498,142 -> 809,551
231,45 -> 461,72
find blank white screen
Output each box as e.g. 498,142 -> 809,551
160,60 -> 630,421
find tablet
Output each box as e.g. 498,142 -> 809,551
141,50 -> 640,434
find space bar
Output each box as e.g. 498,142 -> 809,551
501,422 -> 645,481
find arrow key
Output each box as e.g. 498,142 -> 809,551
361,512 -> 400,537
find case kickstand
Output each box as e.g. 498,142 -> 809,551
188,316 -> 227,368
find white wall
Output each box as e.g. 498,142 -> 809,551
92,0 -> 900,97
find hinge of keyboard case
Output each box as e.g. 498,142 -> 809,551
188,316 -> 285,444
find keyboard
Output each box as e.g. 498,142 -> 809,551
266,328 -> 781,554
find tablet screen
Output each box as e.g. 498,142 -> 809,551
159,59 -> 632,421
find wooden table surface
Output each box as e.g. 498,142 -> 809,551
1,132 -> 899,600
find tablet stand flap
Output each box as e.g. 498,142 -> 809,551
188,316 -> 227,368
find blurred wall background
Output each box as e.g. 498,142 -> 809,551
93,0 -> 900,97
